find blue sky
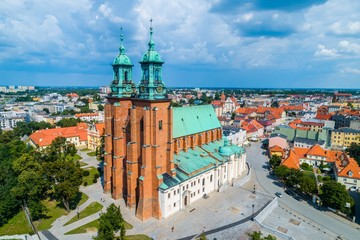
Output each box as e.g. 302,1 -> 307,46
1,0 -> 360,88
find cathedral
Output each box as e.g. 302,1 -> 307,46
104,24 -> 247,220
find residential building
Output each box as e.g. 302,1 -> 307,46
222,126 -> 246,146
282,145 -> 360,190
87,123 -> 105,150
331,128 -> 360,149
104,28 -> 247,220
269,133 -> 288,149
75,113 -> 103,122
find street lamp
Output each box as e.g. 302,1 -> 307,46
251,204 -> 255,221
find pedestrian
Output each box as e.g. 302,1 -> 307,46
171,226 -> 174,232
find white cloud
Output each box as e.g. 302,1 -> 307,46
98,3 -> 124,23
233,13 -> 254,23
341,67 -> 360,74
314,44 -> 339,58
331,21 -> 360,35
338,40 -> 360,54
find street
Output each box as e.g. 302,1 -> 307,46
245,141 -> 360,240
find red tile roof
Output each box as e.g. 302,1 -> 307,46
30,124 -> 88,147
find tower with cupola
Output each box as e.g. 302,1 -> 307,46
110,28 -> 136,98
138,20 -> 166,100
104,21 -> 173,221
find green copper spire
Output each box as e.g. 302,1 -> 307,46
110,27 -> 135,98
148,18 -> 155,51
119,27 -> 125,54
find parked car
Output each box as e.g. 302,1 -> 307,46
275,192 -> 282,198
285,189 -> 293,196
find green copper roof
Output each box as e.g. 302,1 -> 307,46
140,25 -> 163,63
173,105 -> 221,138
174,147 -> 216,175
113,30 -> 132,66
158,140 -> 245,190
219,138 -> 234,156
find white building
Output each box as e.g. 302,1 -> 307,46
158,140 -> 247,218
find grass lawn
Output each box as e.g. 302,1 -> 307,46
34,199 -> 68,231
64,202 -> 103,226
80,148 -> 91,152
66,154 -> 82,161
125,235 -> 152,240
0,211 -> 33,236
0,192 -> 89,235
82,167 -> 100,186
65,219 -> 99,235
80,161 -> 88,167
34,192 -> 89,231
65,219 -> 134,235
87,151 -> 96,157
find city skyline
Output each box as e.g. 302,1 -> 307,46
1,0 -> 360,88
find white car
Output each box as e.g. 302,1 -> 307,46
275,192 -> 282,198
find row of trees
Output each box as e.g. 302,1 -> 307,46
273,162 -> 354,214
274,165 -> 318,194
0,131 -> 83,226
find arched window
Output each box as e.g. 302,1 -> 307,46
155,69 -> 159,81
124,71 -> 128,81
210,175 -> 213,182
144,69 -> 149,80
202,178 -> 205,186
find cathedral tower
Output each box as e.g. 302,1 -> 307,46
104,22 -> 174,221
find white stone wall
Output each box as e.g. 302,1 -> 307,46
159,152 -> 247,219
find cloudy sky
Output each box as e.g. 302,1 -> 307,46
1,0 -> 360,88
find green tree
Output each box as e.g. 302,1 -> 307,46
42,137 -> 83,212
13,121 -> 53,137
43,108 -> 50,114
274,165 -> 289,180
98,104 -> 104,111
320,180 -> 354,214
12,153 -> 48,220
247,231 -> 276,240
284,168 -> 302,187
269,155 -> 282,169
299,173 -> 317,194
0,132 -> 28,226
300,162 -> 313,171
56,118 -> 79,127
94,203 -> 125,240
214,92 -> 220,100
346,143 -> 360,165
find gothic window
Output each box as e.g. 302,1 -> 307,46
140,119 -> 144,132
159,120 -> 163,130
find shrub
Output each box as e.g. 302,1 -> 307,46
83,170 -> 90,176
317,175 -> 323,182
83,182 -> 88,186
94,173 -> 100,179
322,176 -> 332,181
93,178 -> 97,184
